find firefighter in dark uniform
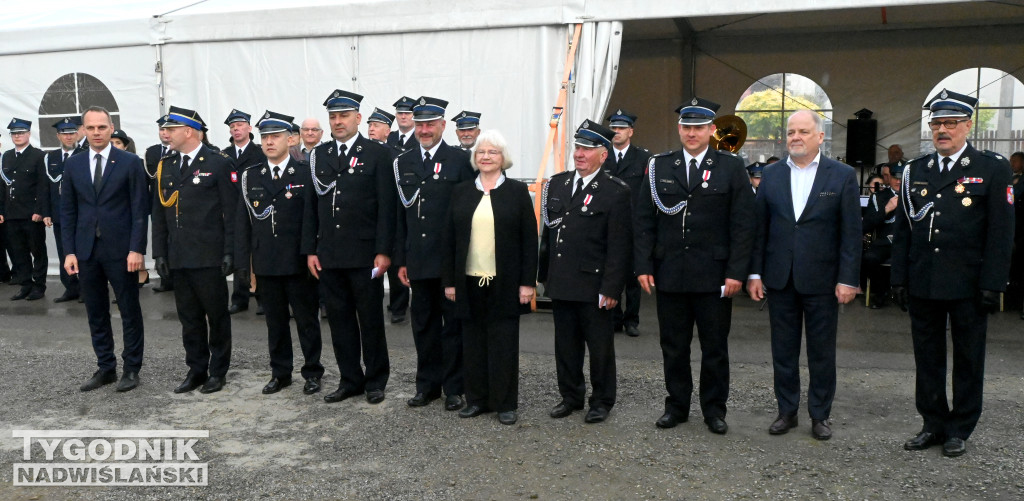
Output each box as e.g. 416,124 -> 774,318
366,108 -> 396,145
394,96 -> 474,411
1,118 -> 49,300
304,90 -> 396,404
633,98 -> 755,434
144,115 -> 175,293
46,117 -> 84,302
152,106 -> 238,395
223,109 -> 266,314
366,107 -> 408,324
539,120 -> 632,424
892,89 -> 1015,457
235,111 -> 324,395
387,96 -> 418,153
600,109 -> 650,337
746,162 -> 764,194
452,111 -> 481,152
862,162 -> 902,308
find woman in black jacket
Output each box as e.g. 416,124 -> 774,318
443,130 -> 538,425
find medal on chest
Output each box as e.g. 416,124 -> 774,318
348,156 -> 358,174
192,169 -> 200,184
581,193 -> 593,212
701,170 -> 711,189
433,163 -> 442,180
954,183 -> 965,194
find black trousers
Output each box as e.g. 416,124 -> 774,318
656,290 -> 731,420
6,219 -> 47,289
767,281 -> 838,420
173,267 -> 232,378
321,267 -> 389,392
79,256 -> 144,373
552,299 -> 616,410
231,267 -> 251,307
463,276 -> 520,412
909,296 -> 987,440
258,273 -> 324,380
863,245 -> 891,300
409,278 -> 463,396
612,279 -> 641,328
0,224 -> 10,280
387,265 -> 409,316
52,223 -> 79,296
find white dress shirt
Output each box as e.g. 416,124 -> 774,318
788,151 -> 821,220
938,142 -> 968,172
89,143 -> 113,180
683,147 -> 710,185
572,170 -> 600,195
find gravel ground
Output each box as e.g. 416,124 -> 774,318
1,280 -> 1023,500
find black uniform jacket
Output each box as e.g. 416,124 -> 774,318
300,134 -> 396,269
538,169 -> 632,302
634,148 -> 755,293
0,145 -> 49,219
236,156 -> 314,276
151,146 -> 238,268
891,144 -> 1015,300
393,141 -> 474,280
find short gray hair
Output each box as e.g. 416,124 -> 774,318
470,129 -> 514,171
788,109 -> 823,133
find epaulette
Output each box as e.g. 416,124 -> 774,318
239,163 -> 263,172
608,175 -> 628,188
651,150 -> 675,158
909,153 -> 930,164
395,148 -> 417,159
214,150 -> 231,159
550,170 -> 573,180
717,149 -> 740,158
981,150 -> 1009,163
160,151 -> 177,160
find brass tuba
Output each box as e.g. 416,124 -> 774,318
709,115 -> 747,153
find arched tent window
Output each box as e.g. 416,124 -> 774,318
735,73 -> 833,163
37,73 -> 121,149
920,68 -> 1024,157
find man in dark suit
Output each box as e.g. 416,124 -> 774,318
394,96 -> 475,411
61,106 -> 149,392
601,109 -> 650,337
634,98 -> 755,434
46,117 -> 84,303
303,90 -> 396,404
152,106 -> 237,395
144,115 -> 175,293
223,109 -> 266,314
237,111 -> 325,395
747,109 -> 861,441
1,118 -> 49,301
891,90 -> 1015,457
386,96 -> 418,153
539,120 -> 632,424
862,162 -> 902,308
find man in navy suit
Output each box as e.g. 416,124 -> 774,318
61,106 -> 149,392
747,110 -> 861,440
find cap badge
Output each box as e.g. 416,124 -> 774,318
334,91 -> 340,98
419,98 -> 426,106
264,112 -> 270,119
582,119 -> 590,128
691,98 -> 698,105
940,90 -> 948,99
616,109 -> 623,115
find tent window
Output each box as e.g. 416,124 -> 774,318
920,68 -> 1024,157
734,73 -> 833,163
37,73 -> 120,149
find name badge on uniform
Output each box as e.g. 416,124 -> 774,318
581,194 -> 593,212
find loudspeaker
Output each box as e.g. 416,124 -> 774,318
846,119 -> 876,167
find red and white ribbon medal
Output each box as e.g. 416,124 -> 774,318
581,193 -> 593,212
701,170 -> 711,189
348,157 -> 358,173
433,163 -> 442,180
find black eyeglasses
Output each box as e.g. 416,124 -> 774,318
927,119 -> 969,131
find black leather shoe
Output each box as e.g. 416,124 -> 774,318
584,407 -> 609,424
625,325 -> 640,337
549,401 -> 583,419
11,287 -> 31,301
324,386 -> 363,403
942,437 -> 967,457
811,419 -> 832,440
199,376 -> 225,394
904,431 -> 944,451
80,370 -> 117,392
390,313 -> 406,324
498,411 -> 518,425
407,392 -> 440,407
655,412 -> 685,429
366,389 -> 385,404
459,405 -> 488,418
228,304 -> 247,314
445,394 -> 465,411
53,292 -> 80,303
173,372 -> 207,393
320,305 -> 327,318
256,303 -> 265,315
303,377 -> 322,395
26,288 -> 45,301
153,284 -> 173,293
769,414 -> 798,435
705,416 -> 728,435
116,371 -> 139,392
262,376 -> 291,394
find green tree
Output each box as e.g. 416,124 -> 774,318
736,89 -> 827,140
